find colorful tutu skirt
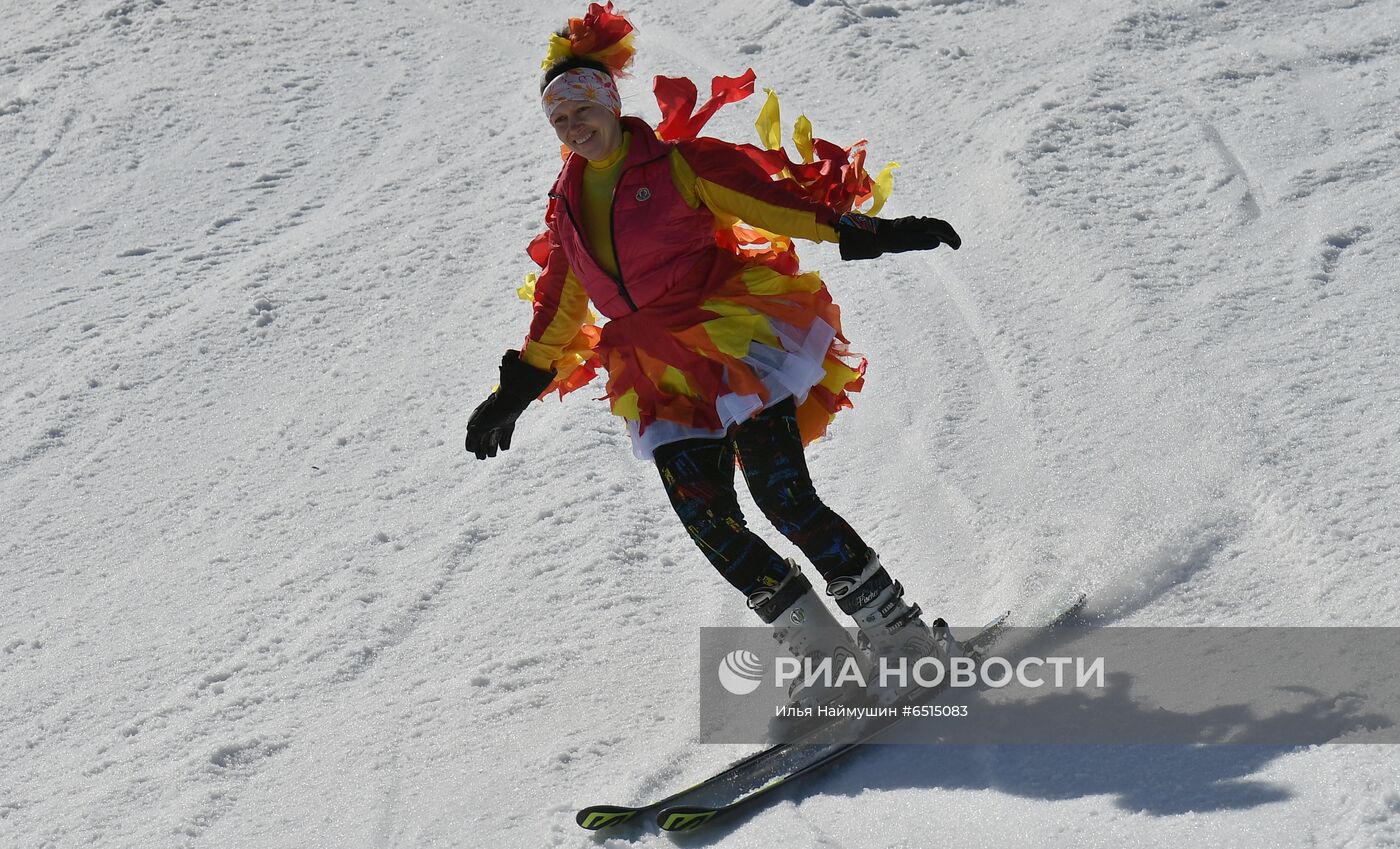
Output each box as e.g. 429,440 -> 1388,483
595,256 -> 866,460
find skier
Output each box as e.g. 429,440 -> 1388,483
464,3 -> 962,707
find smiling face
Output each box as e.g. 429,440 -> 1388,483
550,99 -> 623,162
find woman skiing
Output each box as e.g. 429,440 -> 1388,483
465,4 -> 962,706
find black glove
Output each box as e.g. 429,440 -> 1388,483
465,350 -> 556,460
837,212 -> 961,261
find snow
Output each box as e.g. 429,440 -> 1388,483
3,0 -> 1399,846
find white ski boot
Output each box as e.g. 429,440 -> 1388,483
748,560 -> 867,728
826,550 -> 959,705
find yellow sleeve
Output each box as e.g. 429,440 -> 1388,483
521,266 -> 590,371
668,147 -> 842,244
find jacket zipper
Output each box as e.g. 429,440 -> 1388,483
549,143 -> 669,313
606,178 -> 632,310
549,189 -> 639,313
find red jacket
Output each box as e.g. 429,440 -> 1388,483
519,115 -> 867,434
538,116 -> 843,321
545,117 -> 721,318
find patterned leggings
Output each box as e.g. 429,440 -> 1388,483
653,397 -> 869,597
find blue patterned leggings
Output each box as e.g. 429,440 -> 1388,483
652,397 -> 868,596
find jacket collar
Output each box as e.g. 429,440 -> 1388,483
554,116 -> 669,197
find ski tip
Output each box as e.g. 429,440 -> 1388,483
1053,592 -> 1089,625
657,805 -> 721,832
576,805 -> 639,830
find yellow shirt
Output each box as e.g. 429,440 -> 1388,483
580,134 -> 631,278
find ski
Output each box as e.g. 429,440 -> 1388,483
575,608 -> 1016,831
573,742 -> 782,830
573,661 -> 915,831
576,606 -> 1022,832
576,593 -> 1084,833
654,592 -> 1087,833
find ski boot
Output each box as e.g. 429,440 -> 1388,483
826,549 -> 959,705
748,560 -> 867,736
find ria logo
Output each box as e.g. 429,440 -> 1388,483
716,649 -> 764,695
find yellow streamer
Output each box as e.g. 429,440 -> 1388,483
658,366 -> 695,398
738,266 -> 823,296
701,313 -> 771,358
794,115 -> 814,164
866,161 -> 899,217
755,88 -> 782,151
541,34 -> 574,70
611,389 -> 640,420
819,358 -> 862,394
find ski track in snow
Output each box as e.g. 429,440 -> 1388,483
2,0 -> 1399,847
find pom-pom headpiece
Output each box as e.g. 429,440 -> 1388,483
541,3 -> 636,76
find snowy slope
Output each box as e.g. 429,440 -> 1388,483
3,0 -> 1398,847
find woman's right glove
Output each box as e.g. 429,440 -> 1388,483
837,212 -> 962,260
464,350 -> 556,460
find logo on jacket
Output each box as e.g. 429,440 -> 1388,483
635,187 -> 652,202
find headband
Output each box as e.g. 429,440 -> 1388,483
541,68 -> 621,120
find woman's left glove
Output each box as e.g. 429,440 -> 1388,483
465,350 -> 556,460
837,212 -> 961,260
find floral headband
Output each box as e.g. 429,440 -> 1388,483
541,68 -> 621,120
